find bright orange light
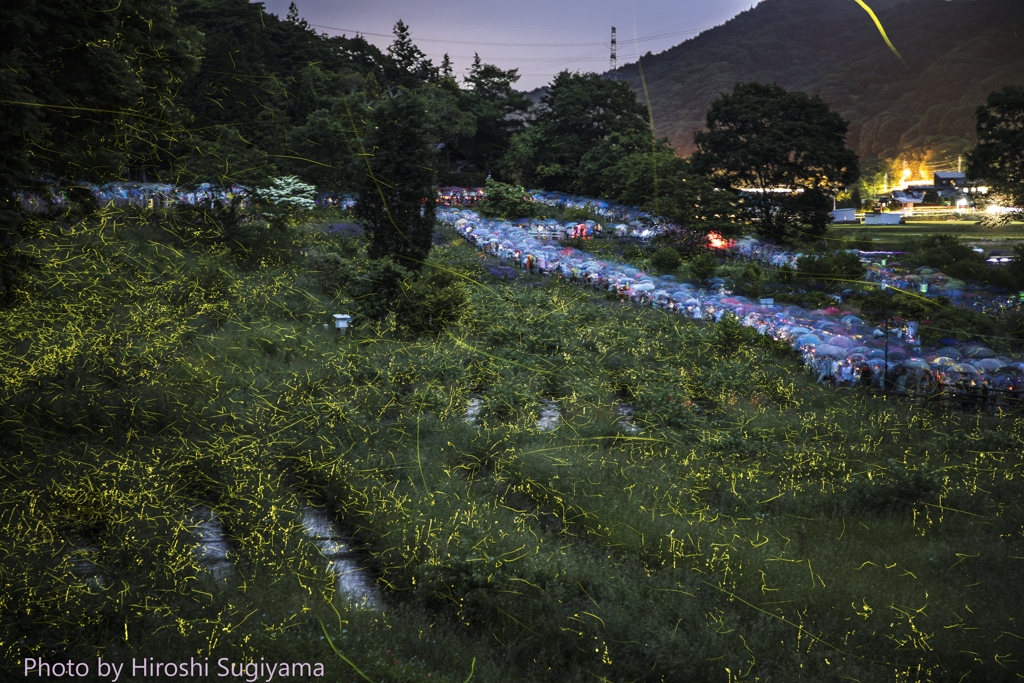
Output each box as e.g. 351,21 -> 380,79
707,231 -> 728,249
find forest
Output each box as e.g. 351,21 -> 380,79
614,0 -> 1024,171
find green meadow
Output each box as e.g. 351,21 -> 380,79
2,205 -> 1023,682
830,220 -> 1024,251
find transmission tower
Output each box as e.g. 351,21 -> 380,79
610,27 -> 617,79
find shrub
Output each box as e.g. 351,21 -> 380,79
795,250 -> 866,287
305,251 -> 351,296
906,234 -> 986,280
735,262 -> 762,298
477,179 -> 536,219
396,267 -> 468,336
651,247 -> 682,272
561,206 -> 602,223
346,257 -> 409,322
687,250 -> 719,280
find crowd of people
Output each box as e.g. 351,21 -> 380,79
13,180 -> 1024,413
440,205 -> 1024,414
805,353 -> 1022,411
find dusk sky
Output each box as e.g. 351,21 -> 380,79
259,0 -> 763,91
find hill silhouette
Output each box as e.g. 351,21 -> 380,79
613,0 -> 1024,166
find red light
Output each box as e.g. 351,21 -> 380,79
707,231 -> 728,249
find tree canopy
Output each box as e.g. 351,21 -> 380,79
967,85 -> 1024,206
353,90 -> 436,271
692,82 -> 859,243
1,0 -> 202,303
502,72 -> 650,192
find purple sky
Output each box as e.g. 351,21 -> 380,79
260,0 -> 762,91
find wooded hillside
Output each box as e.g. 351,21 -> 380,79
615,0 -> 1024,165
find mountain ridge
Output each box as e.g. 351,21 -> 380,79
610,0 -> 1024,168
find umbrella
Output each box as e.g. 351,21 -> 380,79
974,358 -> 1007,371
797,334 -> 822,346
815,344 -> 847,358
949,363 -> 980,374
935,347 -> 962,360
931,356 -> 957,367
902,359 -> 931,371
964,346 -> 996,359
847,352 -> 868,362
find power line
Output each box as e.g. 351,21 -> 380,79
309,24 -> 610,47
309,6 -> 745,51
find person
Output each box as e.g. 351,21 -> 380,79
896,370 -> 908,395
873,365 -> 885,392
860,363 -> 873,391
840,362 -> 853,387
817,358 -> 832,386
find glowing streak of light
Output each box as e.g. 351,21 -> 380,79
852,0 -> 907,66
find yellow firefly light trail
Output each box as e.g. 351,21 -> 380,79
853,0 -> 907,66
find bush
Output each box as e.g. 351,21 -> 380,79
650,247 -> 682,272
919,303 -> 995,345
976,212 -> 1023,229
687,250 -> 719,280
305,251 -> 351,296
561,206 -> 602,223
477,179 -> 536,219
346,257 -> 410,322
795,250 -> 866,287
906,234 -> 986,280
396,267 -> 468,336
735,262 -> 762,298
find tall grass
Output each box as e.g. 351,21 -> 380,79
1,205 -> 1022,681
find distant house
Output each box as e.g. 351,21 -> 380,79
892,189 -> 925,210
934,171 -> 967,190
830,208 -> 858,223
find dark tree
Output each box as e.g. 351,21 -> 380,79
439,54 -> 455,81
967,85 -> 1024,206
385,20 -> 435,86
660,166 -> 746,253
354,90 -> 436,270
691,82 -> 859,243
457,55 -> 531,176
505,71 -> 649,191
0,0 -> 200,304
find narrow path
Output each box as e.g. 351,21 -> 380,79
188,507 -> 233,580
299,505 -> 382,609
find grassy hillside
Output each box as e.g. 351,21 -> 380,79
616,0 -> 1024,165
2,206 -> 1023,681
